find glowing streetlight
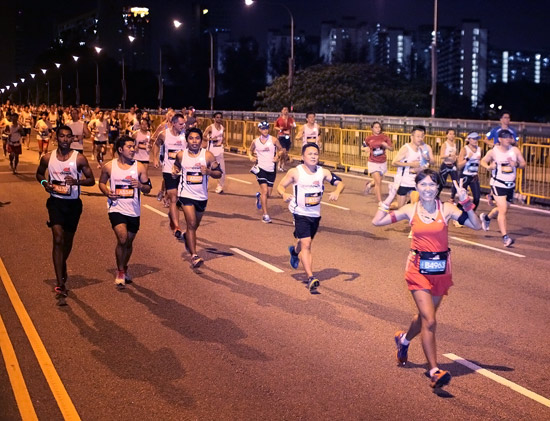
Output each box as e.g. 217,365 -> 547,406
30,73 -> 37,105
128,35 -> 136,43
173,20 -> 182,28
54,63 -> 63,105
245,0 -> 254,5
73,56 -> 80,105
159,19 -> 183,109
13,82 -> 18,88
95,47 -> 102,105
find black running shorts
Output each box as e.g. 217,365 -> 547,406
293,214 -> 321,239
46,197 -> 83,233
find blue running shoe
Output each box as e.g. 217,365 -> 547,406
289,246 -> 299,269
255,192 -> 262,209
394,331 -> 409,366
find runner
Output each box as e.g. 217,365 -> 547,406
67,109 -> 91,154
248,121 -> 283,223
153,113 -> 187,238
98,136 -> 152,288
392,125 -> 433,208
152,109 -> 175,203
438,129 -> 459,203
172,128 -> 221,268
372,169 -> 481,388
277,143 -> 345,291
35,111 -> 52,160
88,110 -> 109,168
35,125 -> 95,305
483,110 -> 519,147
457,132 -> 482,211
362,121 -> 393,202
0,109 -> 9,157
5,113 -> 24,174
274,106 -> 295,172
203,111 -> 226,193
19,105 -> 33,150
295,112 -> 321,146
107,109 -> 121,158
48,105 -> 59,144
132,118 -> 152,165
479,129 -> 526,247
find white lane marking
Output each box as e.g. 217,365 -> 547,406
227,176 -> 252,185
443,353 -> 550,408
450,236 -> 526,258
321,201 -> 350,210
229,248 -> 284,273
508,203 -> 550,215
144,204 -> 168,217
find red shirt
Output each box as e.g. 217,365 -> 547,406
275,116 -> 295,135
364,134 -> 392,163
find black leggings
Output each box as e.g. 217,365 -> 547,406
438,163 -> 458,199
458,174 -> 481,210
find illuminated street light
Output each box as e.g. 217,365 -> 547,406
55,63 -> 63,105
202,9 -> 209,15
128,35 -> 136,43
245,0 -> 294,106
159,20 -> 183,109
122,36 -> 136,109
13,82 -> 18,88
173,20 -> 182,28
95,47 -> 102,105
94,46 -> 102,54
73,56 -> 80,105
30,73 -> 37,105
20,78 -> 25,83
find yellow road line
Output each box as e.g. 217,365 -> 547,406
0,313 -> 38,420
0,258 -> 81,420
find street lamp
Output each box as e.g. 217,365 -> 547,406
122,36 -> 135,109
430,0 -> 438,118
94,47 -> 102,106
158,19 -> 183,110
245,0 -> 294,106
30,73 -> 36,105
73,56 -> 80,105
41,68 -> 49,105
207,30 -> 215,111
55,62 -> 63,106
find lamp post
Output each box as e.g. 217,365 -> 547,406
55,63 -> 63,106
207,30 -> 215,111
94,47 -> 102,106
245,0 -> 294,106
122,36 -> 135,109
41,68 -> 49,106
159,20 -> 183,110
20,78 -> 28,104
30,73 -> 36,105
73,56 -> 80,105
430,0 -> 438,118
13,82 -> 21,103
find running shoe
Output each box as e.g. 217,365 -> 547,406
503,235 -> 515,248
307,276 -> 320,291
54,286 -> 68,299
174,228 -> 183,239
215,185 -> 223,194
124,267 -> 132,284
289,246 -> 299,269
428,370 -> 452,389
115,271 -> 126,289
394,331 -> 409,366
262,214 -> 272,223
480,213 -> 490,231
255,192 -> 262,209
191,254 -> 203,268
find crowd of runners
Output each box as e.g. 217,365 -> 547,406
0,101 -> 526,390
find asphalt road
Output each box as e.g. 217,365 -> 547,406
1,143 -> 549,420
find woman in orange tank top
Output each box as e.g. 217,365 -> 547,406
373,169 -> 481,389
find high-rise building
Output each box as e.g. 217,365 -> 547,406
320,18 -> 370,64
489,49 -> 550,85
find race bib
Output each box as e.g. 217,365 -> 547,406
373,147 -> 384,157
417,251 -> 448,275
51,180 -> 71,196
186,172 -> 203,184
501,164 -> 514,174
115,184 -> 134,198
304,192 -> 322,207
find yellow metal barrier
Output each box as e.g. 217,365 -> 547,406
519,143 -> 550,203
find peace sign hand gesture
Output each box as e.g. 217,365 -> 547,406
453,178 -> 468,202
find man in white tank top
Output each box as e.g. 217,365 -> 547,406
277,143 -> 345,292
295,112 -> 321,146
480,129 -> 526,247
392,125 -> 433,208
153,113 -> 187,239
248,121 -> 283,223
173,128 -> 222,268
203,111 -> 226,193
439,129 -> 459,202
99,136 -> 152,287
35,125 -> 95,305
68,109 -> 91,153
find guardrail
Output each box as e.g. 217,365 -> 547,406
193,117 -> 550,204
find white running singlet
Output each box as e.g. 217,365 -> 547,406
178,149 -> 208,201
289,164 -> 325,217
48,150 -> 81,200
108,159 -> 141,217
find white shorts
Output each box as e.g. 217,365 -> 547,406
368,161 -> 387,176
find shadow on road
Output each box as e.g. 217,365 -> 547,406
127,283 -> 270,362
44,275 -> 103,291
65,293 -> 195,408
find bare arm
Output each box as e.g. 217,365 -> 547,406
277,169 -> 298,202
74,154 -> 96,187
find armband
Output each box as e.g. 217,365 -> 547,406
330,172 -> 342,186
457,211 -> 469,225
40,180 -> 47,186
142,179 -> 152,188
211,162 -> 223,174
